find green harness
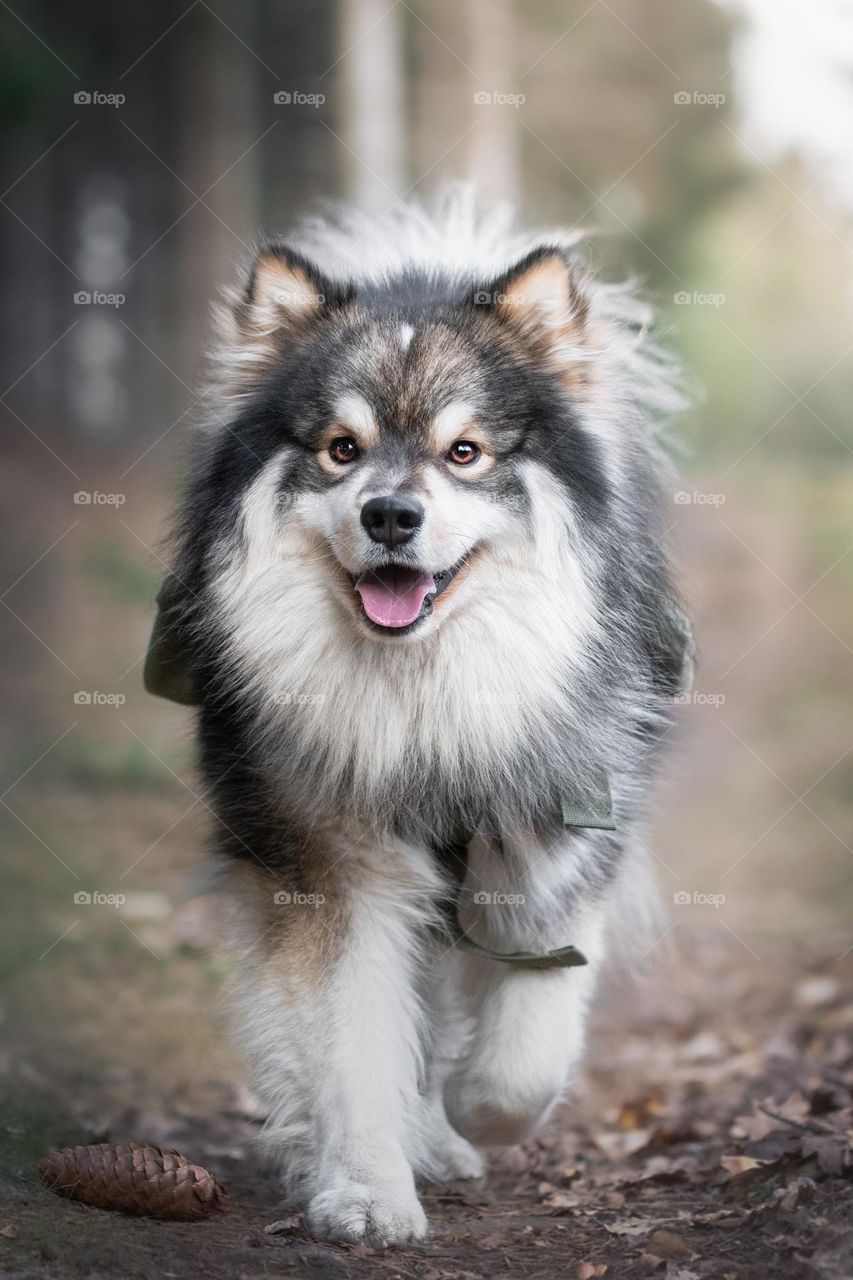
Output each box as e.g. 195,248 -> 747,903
143,577 -> 692,971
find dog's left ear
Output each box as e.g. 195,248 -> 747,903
473,247 -> 590,383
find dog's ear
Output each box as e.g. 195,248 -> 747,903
238,245 -> 349,334
473,247 -> 591,387
217,246 -> 351,387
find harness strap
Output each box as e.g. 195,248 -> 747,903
430,915 -> 588,969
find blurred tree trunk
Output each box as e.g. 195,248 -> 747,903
410,0 -> 469,197
175,0 -> 261,393
467,0 -> 520,206
261,0 -> 339,227
338,0 -> 405,207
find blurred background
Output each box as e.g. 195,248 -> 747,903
1,0 -> 852,1243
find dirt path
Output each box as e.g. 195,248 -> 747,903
1,929 -> 851,1280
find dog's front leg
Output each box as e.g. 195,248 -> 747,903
228,854 -> 432,1246
444,831 -> 608,1146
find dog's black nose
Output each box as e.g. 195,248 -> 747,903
360,494 -> 425,549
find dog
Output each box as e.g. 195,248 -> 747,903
145,190 -> 691,1246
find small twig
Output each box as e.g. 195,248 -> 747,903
757,1105 -> 833,1136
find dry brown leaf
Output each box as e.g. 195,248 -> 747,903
264,1215 -> 302,1235
646,1229 -> 695,1261
732,1110 -> 778,1142
594,1129 -> 652,1160
602,1217 -> 657,1237
720,1154 -> 770,1177
616,1095 -> 665,1130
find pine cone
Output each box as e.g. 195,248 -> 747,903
38,1143 -> 228,1221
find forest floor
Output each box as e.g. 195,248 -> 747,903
1,926 -> 852,1280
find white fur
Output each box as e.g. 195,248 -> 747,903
211,455 -> 600,813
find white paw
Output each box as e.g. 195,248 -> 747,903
445,1071 -> 559,1146
417,1125 -> 486,1183
307,1182 -> 428,1246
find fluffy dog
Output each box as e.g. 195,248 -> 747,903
147,191 -> 690,1245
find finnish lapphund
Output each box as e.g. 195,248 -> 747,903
145,190 -> 691,1246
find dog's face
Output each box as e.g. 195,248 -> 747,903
215,244 -> 608,644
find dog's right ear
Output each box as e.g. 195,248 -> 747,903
220,246 -> 351,384
243,245 -> 342,324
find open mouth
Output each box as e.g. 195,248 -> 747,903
349,556 -> 471,634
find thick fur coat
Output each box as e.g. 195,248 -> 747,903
156,190 -> 688,1245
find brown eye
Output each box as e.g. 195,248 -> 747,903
329,437 -> 359,464
447,440 -> 480,466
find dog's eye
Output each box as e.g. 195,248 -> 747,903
329,437 -> 360,465
447,440 -> 480,466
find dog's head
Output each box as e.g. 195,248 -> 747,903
208,241 -> 610,645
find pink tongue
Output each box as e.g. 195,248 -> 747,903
355,566 -> 436,628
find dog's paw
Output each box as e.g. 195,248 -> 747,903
307,1182 -> 428,1246
433,1129 -> 486,1181
415,1124 -> 486,1184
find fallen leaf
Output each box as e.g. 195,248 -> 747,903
680,1031 -> 726,1062
602,1218 -> 657,1237
0,1225 -> 18,1239
594,1129 -> 652,1160
720,1154 -> 770,1176
795,976 -> 840,1008
733,1110 -> 778,1142
646,1229 -> 695,1261
616,1095 -> 664,1130
264,1215 -> 302,1235
801,1134 -> 847,1176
